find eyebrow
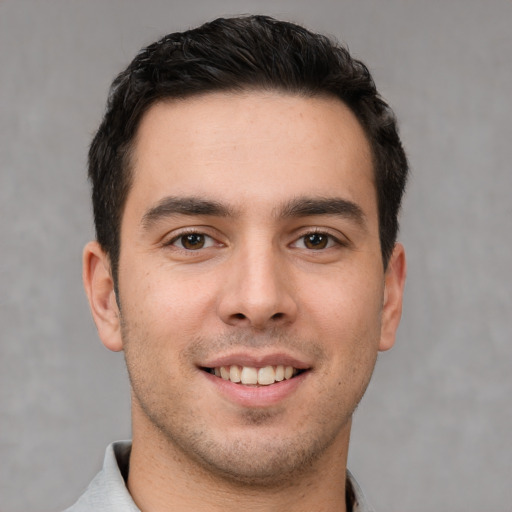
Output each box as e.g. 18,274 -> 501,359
141,195 -> 367,230
141,196 -> 234,229
278,196 -> 367,227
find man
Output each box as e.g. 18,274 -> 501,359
68,15 -> 408,512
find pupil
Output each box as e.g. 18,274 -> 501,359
305,233 -> 327,249
183,234 -> 204,249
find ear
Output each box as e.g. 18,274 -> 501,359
379,243 -> 407,352
82,241 -> 123,352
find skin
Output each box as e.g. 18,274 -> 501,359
83,91 -> 406,512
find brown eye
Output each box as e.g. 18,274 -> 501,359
303,233 -> 329,250
179,233 -> 206,250
167,231 -> 220,253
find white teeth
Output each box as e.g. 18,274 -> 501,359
212,365 -> 298,385
258,366 -> 276,386
229,365 -> 241,383
240,366 -> 258,385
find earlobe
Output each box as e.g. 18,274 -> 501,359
82,241 -> 123,352
379,243 -> 407,352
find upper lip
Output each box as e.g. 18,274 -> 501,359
198,352 -> 312,370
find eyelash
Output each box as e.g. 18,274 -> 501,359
291,229 -> 346,250
163,228 -> 346,252
163,229 -> 218,251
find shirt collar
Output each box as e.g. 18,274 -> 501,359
67,441 -> 374,511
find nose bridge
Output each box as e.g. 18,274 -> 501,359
217,235 -> 297,328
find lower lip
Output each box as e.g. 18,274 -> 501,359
201,370 -> 308,408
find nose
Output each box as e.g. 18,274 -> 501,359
216,244 -> 298,329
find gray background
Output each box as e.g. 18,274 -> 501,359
1,0 -> 511,510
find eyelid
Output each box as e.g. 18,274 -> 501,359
160,226 -> 349,251
290,228 -> 349,249
162,228 -> 222,250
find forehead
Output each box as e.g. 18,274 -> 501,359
127,91 -> 375,220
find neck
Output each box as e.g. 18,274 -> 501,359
127,408 -> 351,512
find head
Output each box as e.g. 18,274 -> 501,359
83,15 -> 408,492
88,15 -> 408,287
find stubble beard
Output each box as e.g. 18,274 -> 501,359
122,322 -> 377,489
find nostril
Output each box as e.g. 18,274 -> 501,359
233,313 -> 246,320
271,312 -> 285,320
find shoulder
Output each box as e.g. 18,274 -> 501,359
63,441 -> 139,512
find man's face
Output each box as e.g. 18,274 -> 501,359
94,91 -> 404,484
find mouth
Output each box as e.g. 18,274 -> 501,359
201,365 -> 306,386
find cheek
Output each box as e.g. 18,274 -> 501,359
119,259 -> 219,340
308,276 -> 383,405
303,269 -> 384,340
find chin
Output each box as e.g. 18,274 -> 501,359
164,419 -> 348,488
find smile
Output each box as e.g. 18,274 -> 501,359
204,365 -> 303,386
